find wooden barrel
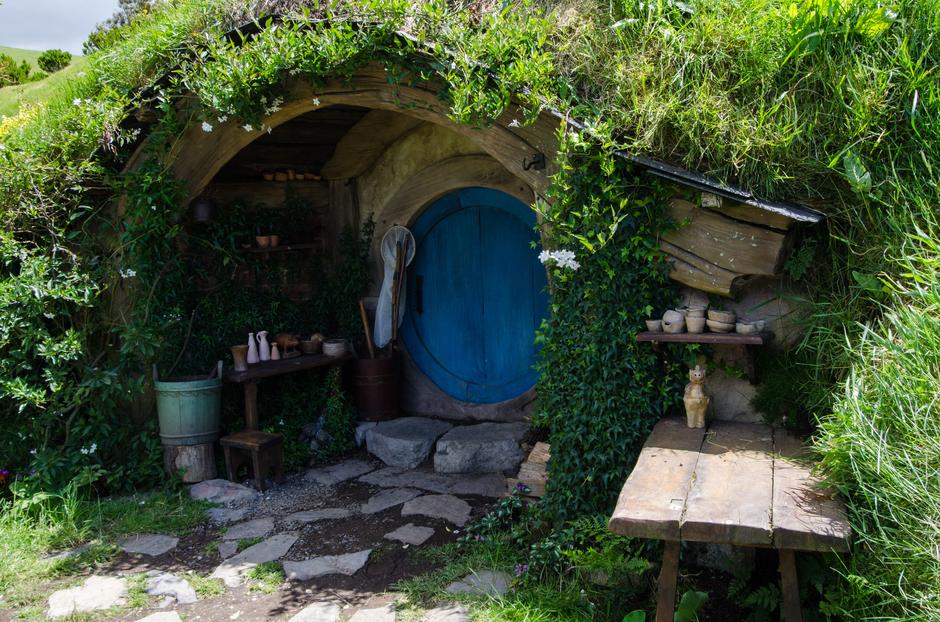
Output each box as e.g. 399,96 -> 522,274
355,356 -> 399,421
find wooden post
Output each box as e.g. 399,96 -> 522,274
244,381 -> 259,430
656,540 -> 681,622
778,549 -> 803,622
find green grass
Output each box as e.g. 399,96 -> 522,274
0,46 -> 46,71
245,561 -> 285,594
236,536 -> 263,552
188,574 -> 225,598
0,56 -> 89,118
0,488 -> 211,616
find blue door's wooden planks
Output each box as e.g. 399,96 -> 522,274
680,421 -> 774,546
609,418 -> 707,541
402,187 -> 548,404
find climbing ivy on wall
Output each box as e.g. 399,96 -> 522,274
535,130 -> 683,520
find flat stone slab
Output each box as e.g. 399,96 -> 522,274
384,523 -> 435,546
211,533 -> 297,587
361,488 -> 422,514
434,423 -> 528,474
207,507 -> 248,524
190,479 -> 259,505
349,604 -> 396,622
135,613 -> 183,622
305,459 -> 375,486
402,495 -> 471,527
284,508 -> 354,524
119,534 -> 179,556
219,540 -> 238,558
222,518 -> 274,541
359,467 -> 506,498
446,570 -> 511,597
44,542 -> 95,562
146,572 -> 197,604
366,417 -> 453,469
289,601 -> 342,622
284,549 -> 372,581
423,605 -> 470,622
47,575 -> 127,618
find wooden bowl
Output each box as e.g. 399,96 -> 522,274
706,319 -> 735,333
707,309 -> 737,323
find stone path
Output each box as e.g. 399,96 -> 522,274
39,452 -> 512,622
434,422 -> 529,474
446,570 -> 512,597
365,417 -> 453,469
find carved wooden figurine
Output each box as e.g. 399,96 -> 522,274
683,365 -> 710,429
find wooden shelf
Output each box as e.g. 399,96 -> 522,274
224,352 -> 352,384
636,331 -> 772,345
636,331 -> 773,384
244,242 -> 322,254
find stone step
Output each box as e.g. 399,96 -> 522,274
433,422 -> 528,474
365,417 -> 452,468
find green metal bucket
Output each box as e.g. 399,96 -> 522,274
154,361 -> 223,446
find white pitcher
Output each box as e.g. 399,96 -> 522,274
247,332 -> 259,365
257,330 -> 271,362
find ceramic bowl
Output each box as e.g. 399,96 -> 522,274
685,307 -> 707,318
686,316 -> 706,333
706,319 -> 735,333
736,321 -> 760,335
323,339 -> 348,357
662,309 -> 685,324
301,339 -> 322,355
707,309 -> 737,324
663,319 -> 686,334
645,319 -> 663,332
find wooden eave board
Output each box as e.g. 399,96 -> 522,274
609,419 -> 707,541
680,421 -> 774,546
772,432 -> 851,552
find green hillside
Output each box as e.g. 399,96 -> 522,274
0,47 -> 86,118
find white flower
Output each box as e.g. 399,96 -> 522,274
538,250 -> 551,263
89,443 -> 97,453
311,98 -> 320,107
201,121 -> 213,133
29,448 -> 37,455
539,248 -> 580,271
217,115 -> 228,123
509,119 -> 521,128
73,98 -> 83,106
120,268 -> 137,279
242,124 -> 254,132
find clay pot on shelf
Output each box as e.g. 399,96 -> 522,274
662,309 -> 684,324
736,320 -> 765,335
686,316 -> 707,334
262,172 -> 275,181
269,234 -> 281,248
255,235 -> 271,248
301,339 -> 322,355
230,344 -> 249,372
706,319 -> 735,333
645,319 -> 663,332
707,309 -> 737,324
686,306 -> 707,319
274,172 -> 288,182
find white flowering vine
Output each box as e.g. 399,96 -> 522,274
201,121 -> 213,133
539,248 -> 580,271
120,268 -> 137,279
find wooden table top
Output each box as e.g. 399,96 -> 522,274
608,418 -> 851,552
224,352 -> 352,383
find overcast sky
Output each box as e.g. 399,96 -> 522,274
0,0 -> 120,54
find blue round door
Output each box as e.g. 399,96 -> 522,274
402,187 -> 549,403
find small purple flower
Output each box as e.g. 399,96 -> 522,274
513,562 -> 529,577
0,469 -> 9,485
514,483 -> 530,494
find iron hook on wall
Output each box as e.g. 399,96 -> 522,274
523,152 -> 546,171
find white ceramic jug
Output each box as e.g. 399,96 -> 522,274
247,332 -> 259,365
257,330 -> 271,362
271,343 -> 281,361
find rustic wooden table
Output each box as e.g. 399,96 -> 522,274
224,353 -> 352,430
609,418 -> 850,622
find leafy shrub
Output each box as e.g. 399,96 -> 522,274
0,54 -> 30,86
37,50 -> 71,74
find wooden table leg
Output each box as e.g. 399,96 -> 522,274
779,549 -> 802,622
244,381 -> 259,430
656,540 -> 680,622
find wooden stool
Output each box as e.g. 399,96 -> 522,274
220,430 -> 285,491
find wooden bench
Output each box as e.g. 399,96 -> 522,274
608,418 -> 850,622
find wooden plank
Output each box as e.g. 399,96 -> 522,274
707,195 -> 795,231
772,432 -> 851,552
528,442 -> 550,465
609,418 -> 706,541
660,240 -> 741,296
681,421 -> 774,546
778,549 -> 803,622
320,110 -> 423,179
656,540 -> 681,622
224,353 -> 351,384
664,199 -> 788,277
636,331 -> 770,346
